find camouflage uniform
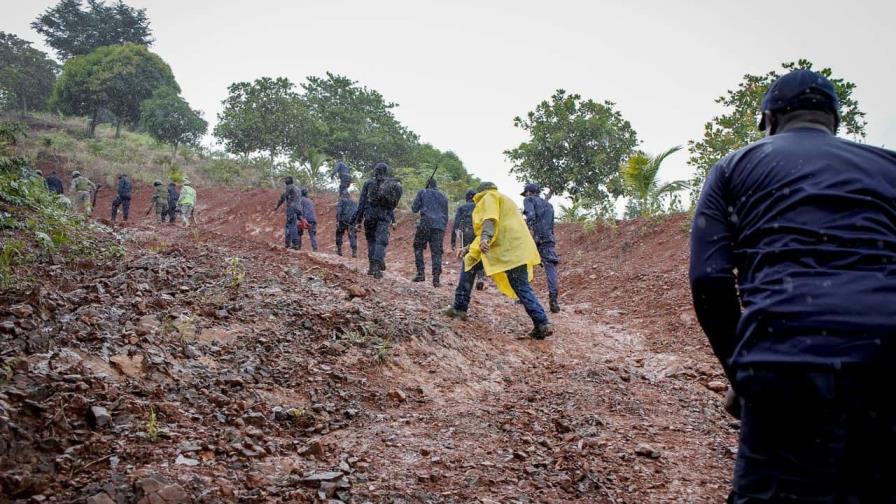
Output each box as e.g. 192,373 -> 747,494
69,173 -> 96,215
151,183 -> 169,222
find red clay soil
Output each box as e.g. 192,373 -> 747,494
1,185 -> 735,503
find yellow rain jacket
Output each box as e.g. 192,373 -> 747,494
463,188 -> 541,299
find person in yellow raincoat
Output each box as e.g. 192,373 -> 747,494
443,182 -> 553,339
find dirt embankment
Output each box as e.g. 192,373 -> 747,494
1,186 -> 735,503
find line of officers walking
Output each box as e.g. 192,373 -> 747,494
275,161 -> 559,340
35,169 -> 197,226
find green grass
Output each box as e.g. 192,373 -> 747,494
9,113 -> 260,188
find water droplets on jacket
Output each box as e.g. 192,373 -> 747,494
337,196 -> 358,225
690,127 -> 896,366
278,185 -> 302,211
411,188 -> 449,230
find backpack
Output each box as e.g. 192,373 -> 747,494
371,177 -> 403,210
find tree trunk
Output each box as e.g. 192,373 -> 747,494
172,142 -> 178,160
115,120 -> 122,138
88,110 -> 98,137
269,150 -> 277,188
544,188 -> 554,201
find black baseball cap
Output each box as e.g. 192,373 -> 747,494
521,183 -> 540,196
758,69 -> 840,131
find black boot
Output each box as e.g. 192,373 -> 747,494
549,293 -> 560,314
367,261 -> 375,276
412,272 -> 425,282
432,274 -> 440,288
372,261 -> 384,279
351,250 -> 357,258
337,246 -> 343,256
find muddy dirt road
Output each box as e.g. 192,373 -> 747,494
1,187 -> 735,503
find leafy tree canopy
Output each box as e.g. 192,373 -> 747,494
50,43 -> 178,136
140,86 -> 207,157
32,0 -> 153,60
504,89 -> 639,214
0,32 -> 59,115
301,72 -> 418,172
687,59 -> 867,203
214,77 -> 321,184
215,73 -> 479,199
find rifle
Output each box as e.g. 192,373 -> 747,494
145,198 -> 155,217
90,185 -> 101,215
426,165 -> 438,188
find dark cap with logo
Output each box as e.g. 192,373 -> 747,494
758,69 -> 840,131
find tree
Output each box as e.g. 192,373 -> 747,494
301,72 -> 418,172
214,77 -> 321,185
504,89 -> 639,212
50,43 -> 178,137
0,33 -> 59,115
140,87 -> 207,157
620,145 -> 688,218
32,0 -> 153,60
688,59 -> 867,203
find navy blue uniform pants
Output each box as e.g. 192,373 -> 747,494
335,221 -> 357,254
537,242 -> 560,297
284,208 -> 300,248
364,216 -> 391,263
413,226 -> 445,276
111,196 -> 130,221
454,263 -> 549,327
298,221 -> 318,251
730,367 -> 896,503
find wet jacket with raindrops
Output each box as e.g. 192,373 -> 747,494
690,127 -> 896,374
411,187 -> 449,230
337,196 -> 358,225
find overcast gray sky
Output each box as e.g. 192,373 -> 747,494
5,0 -> 896,200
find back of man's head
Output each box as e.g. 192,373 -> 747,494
759,69 -> 840,135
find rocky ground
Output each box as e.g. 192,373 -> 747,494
0,186 -> 736,503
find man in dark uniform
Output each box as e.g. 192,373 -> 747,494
274,176 -> 303,250
44,170 -> 64,195
522,183 -> 561,313
353,162 -> 399,279
411,178 -> 449,287
335,190 -> 358,258
452,189 -> 485,290
690,69 -> 896,503
298,187 -> 318,251
333,161 -> 352,194
166,182 -> 179,224
111,174 -> 132,222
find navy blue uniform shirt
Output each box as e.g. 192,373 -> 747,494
411,188 -> 449,230
523,196 -> 556,244
690,127 -> 896,371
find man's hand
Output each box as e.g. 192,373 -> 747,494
456,246 -> 469,259
479,239 -> 491,254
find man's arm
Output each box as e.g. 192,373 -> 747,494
411,190 -> 423,214
523,197 -> 536,230
689,163 -> 741,382
275,191 -> 285,210
353,182 -> 369,225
